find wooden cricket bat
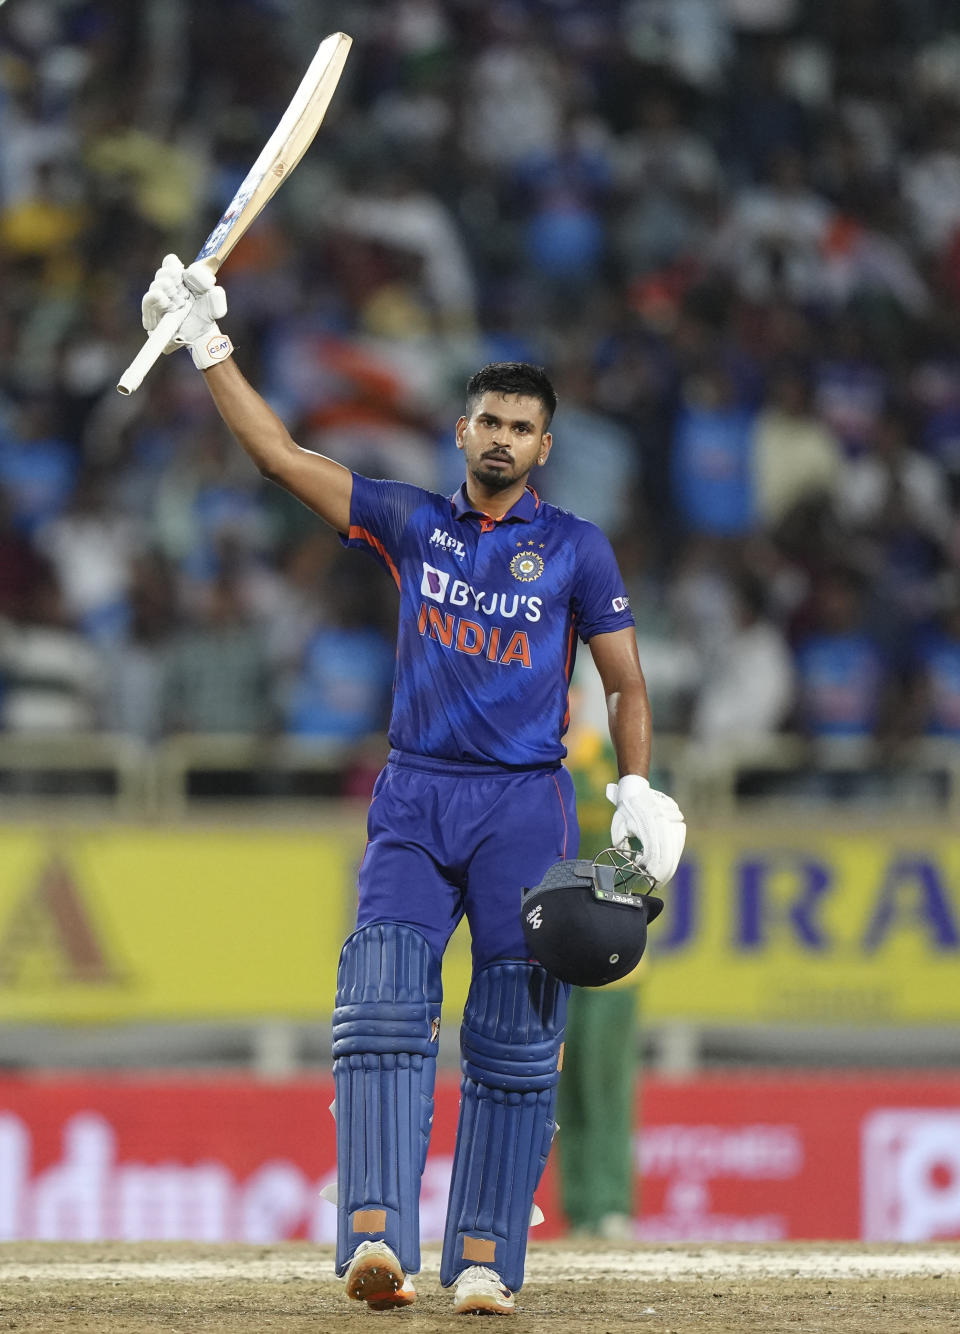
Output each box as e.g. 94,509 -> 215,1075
117,30 -> 352,395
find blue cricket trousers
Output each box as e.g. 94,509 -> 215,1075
355,749 -> 579,970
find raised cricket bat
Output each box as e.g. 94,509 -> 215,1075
117,30 -> 352,395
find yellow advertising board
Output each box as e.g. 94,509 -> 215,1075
0,822 -> 956,1025
643,826 -> 960,1024
0,826 -> 360,1022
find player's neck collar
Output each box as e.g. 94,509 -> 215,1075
451,483 -> 540,524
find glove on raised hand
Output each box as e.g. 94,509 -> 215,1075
141,254 -> 233,371
605,774 -> 686,886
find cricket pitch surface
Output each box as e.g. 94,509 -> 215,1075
1,1241 -> 958,1332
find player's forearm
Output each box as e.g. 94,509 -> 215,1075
607,679 -> 653,779
589,627 -> 654,778
203,357 -> 301,473
202,357 -> 353,531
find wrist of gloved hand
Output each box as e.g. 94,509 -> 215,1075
609,774 -> 650,804
182,326 -> 233,370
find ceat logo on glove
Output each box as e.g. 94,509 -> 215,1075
206,335 -> 232,360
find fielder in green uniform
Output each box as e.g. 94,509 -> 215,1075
556,724 -> 643,1240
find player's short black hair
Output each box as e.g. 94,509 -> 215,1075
465,362 -> 558,426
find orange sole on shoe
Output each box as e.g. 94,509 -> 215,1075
368,1278 -> 417,1310
346,1255 -> 415,1309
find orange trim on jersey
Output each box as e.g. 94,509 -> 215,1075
349,525 -> 401,590
563,622 -> 576,677
561,621 -> 576,730
553,774 -> 569,858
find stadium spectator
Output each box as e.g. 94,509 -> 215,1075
905,594 -> 960,741
281,564 -> 395,743
793,566 -> 889,745
0,569 -> 102,734
35,470 -> 144,643
160,572 -> 272,736
0,492 -> 48,621
0,400 -> 76,537
834,406 -> 952,548
671,365 -> 757,536
100,552 -> 177,741
834,405 -> 953,646
709,149 -> 832,303
691,573 -> 796,746
751,366 -> 842,530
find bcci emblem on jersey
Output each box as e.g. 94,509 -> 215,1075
510,550 -> 544,582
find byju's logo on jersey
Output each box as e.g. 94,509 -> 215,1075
430,528 -> 466,559
421,562 -> 450,602
418,566 -> 543,622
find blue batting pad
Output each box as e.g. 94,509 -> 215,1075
332,922 -> 442,1276
440,962 -> 568,1292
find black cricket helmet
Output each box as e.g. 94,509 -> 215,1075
521,850 -> 664,987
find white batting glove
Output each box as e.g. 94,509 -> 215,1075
141,253 -> 233,371
605,774 -> 687,886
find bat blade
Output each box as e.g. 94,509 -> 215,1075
117,31 -> 352,396
196,30 -> 352,271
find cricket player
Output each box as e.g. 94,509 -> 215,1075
141,256 -> 686,1315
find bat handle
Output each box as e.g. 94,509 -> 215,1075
116,306 -> 191,395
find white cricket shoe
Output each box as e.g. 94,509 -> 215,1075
452,1264 -> 515,1315
344,1240 -> 417,1309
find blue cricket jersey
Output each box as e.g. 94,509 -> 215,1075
341,476 -> 634,768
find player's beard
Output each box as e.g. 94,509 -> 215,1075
471,455 -> 524,491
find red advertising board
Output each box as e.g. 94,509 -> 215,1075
638,1075 -> 960,1242
0,1074 -> 958,1243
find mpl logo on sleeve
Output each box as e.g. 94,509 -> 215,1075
421,563 -> 450,602
612,596 -> 630,612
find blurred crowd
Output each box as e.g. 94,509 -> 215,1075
1,0 -> 960,777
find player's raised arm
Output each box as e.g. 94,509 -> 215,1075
203,357 -> 354,535
140,255 -> 353,534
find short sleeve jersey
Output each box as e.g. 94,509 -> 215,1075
342,476 -> 634,767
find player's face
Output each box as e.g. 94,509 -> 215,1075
456,393 -> 552,493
